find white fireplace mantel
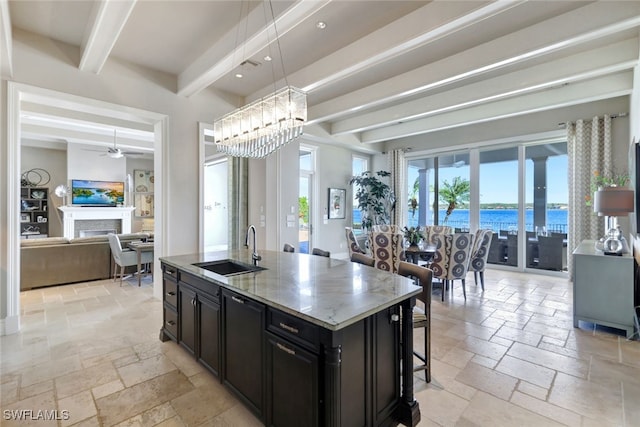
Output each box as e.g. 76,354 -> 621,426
58,206 -> 135,239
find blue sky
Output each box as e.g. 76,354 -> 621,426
408,155 -> 568,205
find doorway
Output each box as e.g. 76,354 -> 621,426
203,159 -> 229,252
299,147 -> 316,254
5,82 -> 168,335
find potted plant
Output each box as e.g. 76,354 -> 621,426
403,226 -> 425,248
439,176 -> 470,223
350,170 -> 395,232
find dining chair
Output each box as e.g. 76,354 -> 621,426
283,243 -> 295,253
350,252 -> 375,267
371,224 -> 401,233
397,261 -> 432,383
537,235 -> 565,270
108,233 -> 152,286
506,234 -> 518,266
311,248 -> 330,257
370,231 -> 403,274
345,227 -> 366,258
430,233 -> 475,300
424,225 -> 453,245
469,229 -> 493,290
487,233 -> 506,264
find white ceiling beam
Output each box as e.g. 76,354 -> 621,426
308,1 -> 640,124
361,72 -> 633,144
0,0 -> 12,77
331,38 -> 639,135
177,0 -> 331,98
294,0 -> 523,93
79,0 -> 137,74
21,123 -> 154,151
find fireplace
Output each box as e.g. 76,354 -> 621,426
79,229 -> 118,238
58,206 -> 135,239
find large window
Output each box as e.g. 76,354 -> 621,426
407,140 -> 568,273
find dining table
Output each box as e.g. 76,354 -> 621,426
127,240 -> 154,286
403,244 -> 437,265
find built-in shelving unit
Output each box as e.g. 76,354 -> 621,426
20,187 -> 49,238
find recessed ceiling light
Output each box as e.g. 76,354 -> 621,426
264,55 -> 272,62
316,21 -> 326,30
235,73 -> 243,79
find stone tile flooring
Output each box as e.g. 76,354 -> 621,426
1,270 -> 639,426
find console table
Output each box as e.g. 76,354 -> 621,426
573,240 -> 635,338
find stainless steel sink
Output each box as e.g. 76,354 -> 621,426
192,259 -> 266,276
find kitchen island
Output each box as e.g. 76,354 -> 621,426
160,249 -> 422,427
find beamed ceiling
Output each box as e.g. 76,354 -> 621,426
1,0 -> 639,153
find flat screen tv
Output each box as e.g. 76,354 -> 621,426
71,179 -> 124,206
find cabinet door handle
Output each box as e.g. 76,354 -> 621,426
231,295 -> 245,304
279,322 -> 299,334
191,298 -> 196,307
166,320 -> 176,326
276,342 -> 296,356
166,268 -> 176,274
166,291 -> 176,297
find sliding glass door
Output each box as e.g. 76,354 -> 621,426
406,140 -> 568,273
479,147 -> 519,266
525,142 -> 568,271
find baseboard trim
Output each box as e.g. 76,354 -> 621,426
0,315 -> 20,336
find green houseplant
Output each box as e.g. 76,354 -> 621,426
350,170 -> 395,232
439,176 -> 470,223
403,226 -> 425,247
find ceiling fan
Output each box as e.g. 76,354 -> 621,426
88,129 -> 144,158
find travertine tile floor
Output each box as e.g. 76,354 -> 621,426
2,270 -> 639,426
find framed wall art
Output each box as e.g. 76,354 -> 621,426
328,188 -> 346,219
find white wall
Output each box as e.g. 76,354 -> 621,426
68,143 -> 127,182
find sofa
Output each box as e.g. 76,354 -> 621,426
20,233 -> 151,290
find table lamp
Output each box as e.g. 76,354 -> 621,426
593,186 -> 634,255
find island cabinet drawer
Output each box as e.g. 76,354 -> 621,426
180,272 -> 220,301
162,263 -> 179,280
163,305 -> 178,340
164,278 -> 178,308
267,308 -> 320,352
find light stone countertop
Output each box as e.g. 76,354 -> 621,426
160,249 -> 421,331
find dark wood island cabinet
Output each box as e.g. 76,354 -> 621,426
160,250 -> 421,427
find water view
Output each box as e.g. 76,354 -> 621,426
354,208 -> 568,233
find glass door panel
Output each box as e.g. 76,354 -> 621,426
525,142 -> 568,271
479,147 -> 518,266
437,153 -> 470,229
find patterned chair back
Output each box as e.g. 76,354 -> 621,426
371,224 -> 402,234
345,227 -> 365,257
445,233 -> 475,280
370,231 -> 403,274
469,230 -> 493,273
424,225 -> 453,245
430,233 -> 475,281
429,233 -> 450,281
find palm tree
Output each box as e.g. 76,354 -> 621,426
439,176 -> 470,223
408,177 -> 419,217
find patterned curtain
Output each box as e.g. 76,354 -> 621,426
389,149 -> 406,227
228,157 -> 248,250
567,115 -> 611,277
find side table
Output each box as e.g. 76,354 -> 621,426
573,239 -> 635,338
